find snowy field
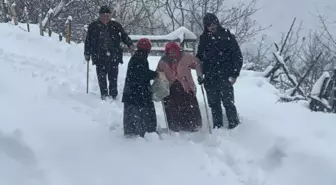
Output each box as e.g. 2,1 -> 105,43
1,23 -> 336,185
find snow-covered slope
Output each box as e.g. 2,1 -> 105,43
1,23 -> 336,185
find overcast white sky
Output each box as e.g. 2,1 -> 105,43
252,0 -> 336,41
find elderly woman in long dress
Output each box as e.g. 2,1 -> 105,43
156,42 -> 203,132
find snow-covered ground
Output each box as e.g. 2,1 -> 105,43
1,23 -> 336,185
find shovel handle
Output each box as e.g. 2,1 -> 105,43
86,60 -> 89,94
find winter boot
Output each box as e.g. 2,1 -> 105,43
101,94 -> 109,100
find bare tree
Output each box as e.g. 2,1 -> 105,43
4,0 -> 266,45
0,0 -> 9,22
317,13 -> 336,56
243,34 -> 272,71
162,0 -> 266,44
295,31 -> 330,91
63,0 -> 164,42
163,0 -> 189,31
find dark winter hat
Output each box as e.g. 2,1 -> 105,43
137,38 -> 152,51
203,13 -> 220,27
99,5 -> 111,14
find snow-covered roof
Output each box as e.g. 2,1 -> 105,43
150,46 -> 193,51
130,27 -> 197,42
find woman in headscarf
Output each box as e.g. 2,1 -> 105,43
122,38 -> 157,137
156,42 -> 204,132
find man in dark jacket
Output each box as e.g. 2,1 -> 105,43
84,5 -> 135,100
196,13 -> 243,129
122,38 -> 157,137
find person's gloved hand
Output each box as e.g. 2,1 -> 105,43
84,55 -> 90,62
197,76 -> 205,85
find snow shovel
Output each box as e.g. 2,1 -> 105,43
160,101 -> 170,134
200,84 -> 212,134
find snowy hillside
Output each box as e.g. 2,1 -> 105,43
1,23 -> 336,185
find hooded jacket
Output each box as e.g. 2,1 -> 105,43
196,13 -> 243,81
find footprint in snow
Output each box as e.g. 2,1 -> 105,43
72,106 -> 82,112
260,137 -> 288,172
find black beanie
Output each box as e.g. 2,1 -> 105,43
99,6 -> 111,14
203,13 -> 220,27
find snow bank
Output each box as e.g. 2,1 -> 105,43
1,23 -> 336,185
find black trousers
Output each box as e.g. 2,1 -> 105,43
95,62 -> 119,99
204,79 -> 240,129
123,103 -> 157,137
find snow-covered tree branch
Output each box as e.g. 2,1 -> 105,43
41,0 -> 75,30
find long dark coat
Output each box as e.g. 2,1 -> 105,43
196,13 -> 242,128
122,51 -> 156,106
84,19 -> 133,65
122,50 -> 157,137
196,13 -> 243,83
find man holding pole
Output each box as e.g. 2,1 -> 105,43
196,13 -> 243,130
84,5 -> 135,100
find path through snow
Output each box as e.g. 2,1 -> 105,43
1,23 -> 336,185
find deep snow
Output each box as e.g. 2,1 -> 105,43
0,23 -> 336,185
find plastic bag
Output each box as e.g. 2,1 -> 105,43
152,72 -> 170,102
